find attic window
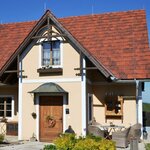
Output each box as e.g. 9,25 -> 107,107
42,40 -> 61,67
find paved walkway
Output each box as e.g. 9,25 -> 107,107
0,136 -> 49,150
0,141 -> 47,150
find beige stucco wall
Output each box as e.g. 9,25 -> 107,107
91,83 -> 136,127
20,26 -> 83,139
21,82 -> 82,140
22,35 -> 80,80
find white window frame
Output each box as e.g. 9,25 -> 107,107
39,37 -> 63,69
0,95 -> 14,120
88,93 -> 93,123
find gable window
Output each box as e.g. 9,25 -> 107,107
0,96 -> 13,118
42,40 -> 61,67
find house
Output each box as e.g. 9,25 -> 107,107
0,9 -> 150,142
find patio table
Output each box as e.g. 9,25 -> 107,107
99,125 -> 125,139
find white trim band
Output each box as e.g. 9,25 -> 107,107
22,78 -> 81,84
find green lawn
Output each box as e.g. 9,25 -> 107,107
143,103 -> 150,112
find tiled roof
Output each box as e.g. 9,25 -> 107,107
0,21 -> 37,70
0,10 -> 150,79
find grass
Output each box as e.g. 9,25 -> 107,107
145,143 -> 150,150
143,103 -> 150,112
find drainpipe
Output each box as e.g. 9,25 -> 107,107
136,80 -> 139,123
136,80 -> 143,139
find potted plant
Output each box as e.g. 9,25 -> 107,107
46,115 -> 56,128
30,133 -> 37,142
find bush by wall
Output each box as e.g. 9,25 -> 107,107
0,134 -> 4,143
43,134 -> 116,150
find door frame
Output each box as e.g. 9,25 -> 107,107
35,93 -> 67,141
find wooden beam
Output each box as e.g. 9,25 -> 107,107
32,34 -> 66,39
74,67 -> 97,70
80,51 -> 83,75
3,74 -> 13,84
17,55 -> 19,77
4,70 -> 24,73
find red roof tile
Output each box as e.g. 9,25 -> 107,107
0,21 -> 37,70
59,10 -> 150,79
0,10 -> 150,79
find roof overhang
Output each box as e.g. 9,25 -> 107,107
29,82 -> 68,94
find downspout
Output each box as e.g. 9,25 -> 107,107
136,80 -> 139,123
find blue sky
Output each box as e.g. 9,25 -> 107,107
0,0 -> 150,23
0,0 -> 150,102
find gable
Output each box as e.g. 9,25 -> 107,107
0,9 -> 150,80
21,25 -> 80,80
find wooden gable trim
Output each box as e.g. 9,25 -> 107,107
0,10 -> 115,79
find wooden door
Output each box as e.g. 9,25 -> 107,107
39,96 -> 63,142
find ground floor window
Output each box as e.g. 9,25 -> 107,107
0,96 -> 13,118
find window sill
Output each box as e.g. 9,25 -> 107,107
37,67 -> 63,75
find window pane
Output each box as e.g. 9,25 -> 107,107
0,111 -> 4,117
52,41 -> 60,65
42,41 -> 60,66
6,111 -> 11,117
42,42 -> 50,66
0,97 -> 4,103
52,41 -> 60,49
88,96 -> 93,121
6,97 -> 12,103
0,105 -> 4,110
6,105 -> 11,110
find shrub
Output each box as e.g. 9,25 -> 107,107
98,139 -> 116,150
43,144 -> 57,150
0,134 -> 4,143
54,133 -> 76,150
145,143 -> 150,150
73,138 -> 99,150
50,133 -> 116,150
86,134 -> 102,142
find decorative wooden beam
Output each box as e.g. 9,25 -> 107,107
3,74 -> 13,84
80,51 -> 83,76
74,67 -> 97,70
4,70 -> 24,73
31,34 -> 66,39
17,55 -> 19,77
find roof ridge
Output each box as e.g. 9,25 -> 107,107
59,9 -> 145,20
0,9 -> 145,25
